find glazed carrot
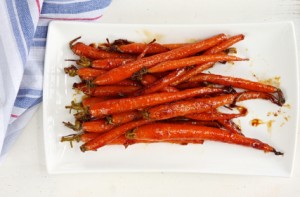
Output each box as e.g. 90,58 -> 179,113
205,34 -> 244,55
106,40 -> 188,52
116,42 -> 191,54
81,132 -> 100,143
81,111 -> 142,133
217,119 -> 243,135
117,43 -> 170,54
185,106 -> 247,121
162,119 -> 222,128
146,35 -> 245,87
82,97 -> 111,107
189,73 -> 278,93
70,38 -> 134,59
109,135 -> 205,146
125,123 -> 283,155
91,58 -> 133,70
136,68 -> 186,95
162,43 -> 190,49
106,110 -> 142,125
93,34 -> 227,85
148,54 -> 248,73
142,54 -> 223,93
89,87 -> 229,117
92,85 -> 140,97
62,132 -> 204,147
146,92 -> 280,120
171,62 -> 215,86
74,83 -> 140,97
146,98 -> 217,120
80,119 -> 153,151
82,119 -> 115,133
175,81 -> 202,89
189,74 -> 286,105
171,34 -> 245,86
159,86 -> 179,93
113,79 -> 141,86
77,68 -> 106,80
141,74 -> 179,92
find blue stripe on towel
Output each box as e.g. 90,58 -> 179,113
15,0 -> 35,50
17,89 -> 43,96
5,0 -> 27,65
41,0 -> 111,14
32,40 -> 46,47
14,97 -> 42,109
34,26 -> 48,39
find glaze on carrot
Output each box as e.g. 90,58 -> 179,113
125,123 -> 283,155
88,87 -> 229,118
148,54 -> 248,73
93,34 -> 227,85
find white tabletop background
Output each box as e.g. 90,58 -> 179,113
1,0 -> 300,196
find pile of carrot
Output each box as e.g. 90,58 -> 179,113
61,34 -> 284,155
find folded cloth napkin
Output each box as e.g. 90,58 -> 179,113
0,0 -> 112,162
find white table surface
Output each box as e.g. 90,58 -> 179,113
1,0 -> 300,196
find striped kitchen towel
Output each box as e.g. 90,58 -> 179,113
0,0 -> 112,161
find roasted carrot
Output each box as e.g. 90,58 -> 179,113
82,97 -> 111,107
136,68 -> 186,95
140,74 -> 179,92
88,87 -> 229,118
105,40 -> 188,53
117,42 -> 170,54
91,58 -> 133,70
115,42 -> 191,54
111,135 -> 204,146
205,34 -> 244,55
77,68 -> 106,80
148,54 -> 248,73
189,73 -> 278,93
113,79 -> 141,86
93,34 -> 227,85
74,83 -> 140,97
92,85 -> 140,97
82,119 -> 115,133
106,111 -> 142,125
79,111 -> 142,133
162,43 -> 190,49
69,37 -> 134,59
141,53 -> 245,93
171,62 -> 215,86
146,92 -> 280,120
175,81 -> 203,89
158,86 -> 179,93
116,42 -> 189,53
171,34 -> 245,86
217,119 -> 243,135
80,119 -> 153,151
185,106 -> 247,121
162,118 -> 222,128
149,35 -> 245,87
62,132 -> 204,148
125,123 -> 283,155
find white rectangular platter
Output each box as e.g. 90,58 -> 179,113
43,21 -> 298,176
